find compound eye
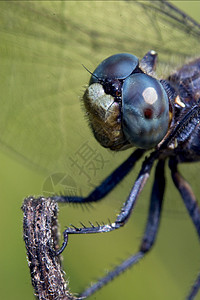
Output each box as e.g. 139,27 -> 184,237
90,53 -> 139,84
122,73 -> 169,149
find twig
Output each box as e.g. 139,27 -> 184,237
22,196 -> 75,300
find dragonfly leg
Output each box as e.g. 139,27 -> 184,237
186,272 -> 200,300
169,158 -> 200,237
169,158 -> 200,300
52,149 -> 145,204
56,152 -> 157,254
79,159 -> 165,298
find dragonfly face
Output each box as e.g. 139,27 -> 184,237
83,52 -> 170,150
1,1 -> 200,300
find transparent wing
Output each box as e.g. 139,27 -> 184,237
0,1 -> 200,195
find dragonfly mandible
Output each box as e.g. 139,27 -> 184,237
0,1 -> 200,300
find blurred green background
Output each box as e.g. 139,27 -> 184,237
0,1 -> 199,300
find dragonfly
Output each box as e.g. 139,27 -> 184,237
1,1 -> 200,300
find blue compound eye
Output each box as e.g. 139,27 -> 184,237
90,53 -> 139,84
122,73 -> 169,149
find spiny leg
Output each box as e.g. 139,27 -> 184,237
169,158 -> 200,300
56,151 -> 158,255
169,158 -> 200,237
80,159 -> 166,298
52,149 -> 145,203
140,159 -> 165,252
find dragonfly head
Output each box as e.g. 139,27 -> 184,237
83,52 -> 170,150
